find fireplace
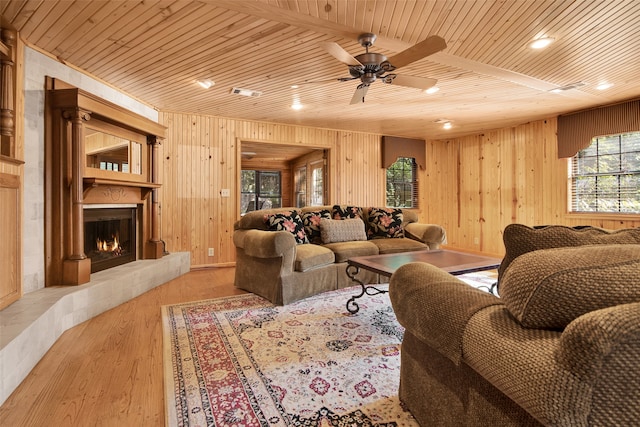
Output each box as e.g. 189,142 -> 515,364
46,82 -> 165,286
84,207 -> 137,273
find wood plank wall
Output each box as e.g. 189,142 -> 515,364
159,112 -> 391,267
160,112 -> 639,267
425,117 -> 640,257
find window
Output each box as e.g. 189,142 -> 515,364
570,132 -> 640,213
241,170 -> 281,213
293,155 -> 325,208
310,161 -> 324,206
295,166 -> 307,208
386,157 -> 418,208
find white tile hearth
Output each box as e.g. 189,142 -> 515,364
0,252 -> 190,405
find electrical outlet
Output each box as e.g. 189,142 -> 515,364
220,189 -> 230,197
473,237 -> 480,245
208,248 -> 214,256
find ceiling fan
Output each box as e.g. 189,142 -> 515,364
321,33 -> 447,104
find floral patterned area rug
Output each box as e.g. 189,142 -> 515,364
162,285 -> 417,427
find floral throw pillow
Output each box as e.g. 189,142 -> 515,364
332,205 -> 362,220
264,211 -> 309,244
367,207 -> 405,239
302,209 -> 332,243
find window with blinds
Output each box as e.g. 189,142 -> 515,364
570,132 -> 640,213
386,157 -> 418,208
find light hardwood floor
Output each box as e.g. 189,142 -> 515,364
0,267 -> 245,427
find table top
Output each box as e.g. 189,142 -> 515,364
347,249 -> 502,277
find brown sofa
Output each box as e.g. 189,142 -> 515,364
233,205 -> 446,305
389,225 -> 640,426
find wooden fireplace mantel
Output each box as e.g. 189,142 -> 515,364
45,78 -> 167,286
83,177 -> 161,201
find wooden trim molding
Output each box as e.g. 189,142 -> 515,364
0,172 -> 21,309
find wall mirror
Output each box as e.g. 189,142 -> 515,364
85,119 -> 144,176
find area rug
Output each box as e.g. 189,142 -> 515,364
162,274 -> 494,426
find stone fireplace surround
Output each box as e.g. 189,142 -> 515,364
0,252 -> 190,406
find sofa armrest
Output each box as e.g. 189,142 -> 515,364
404,223 -> 447,249
557,302 -> 640,384
389,262 -> 502,364
233,229 -> 296,258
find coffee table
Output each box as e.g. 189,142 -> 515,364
345,249 -> 501,313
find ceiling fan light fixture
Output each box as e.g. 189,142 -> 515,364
196,79 -> 214,89
529,37 -> 555,49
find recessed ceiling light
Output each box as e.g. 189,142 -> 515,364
529,37 -> 555,49
443,122 -> 452,130
291,102 -> 303,110
197,79 -> 214,89
549,81 -> 588,93
596,82 -> 614,90
291,85 -> 299,89
425,86 -> 440,94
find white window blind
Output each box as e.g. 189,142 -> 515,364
570,132 -> 640,213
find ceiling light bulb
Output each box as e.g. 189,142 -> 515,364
291,85 -> 299,89
291,102 -> 303,110
529,37 -> 555,49
443,122 -> 452,129
425,86 -> 440,94
596,82 -> 613,90
197,79 -> 214,89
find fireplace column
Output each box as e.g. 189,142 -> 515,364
62,107 -> 92,285
145,135 -> 163,258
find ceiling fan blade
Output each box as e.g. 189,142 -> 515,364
387,35 -> 447,69
384,74 -> 437,90
350,84 -> 369,104
321,41 -> 363,66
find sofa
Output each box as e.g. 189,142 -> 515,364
233,205 -> 446,305
389,224 -> 640,426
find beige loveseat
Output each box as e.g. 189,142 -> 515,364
233,205 -> 446,305
390,224 -> 640,426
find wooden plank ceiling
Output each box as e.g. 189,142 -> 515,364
3,0 -> 640,141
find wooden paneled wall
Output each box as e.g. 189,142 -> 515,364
160,112 -> 638,267
425,117 -> 640,257
159,112 -> 391,267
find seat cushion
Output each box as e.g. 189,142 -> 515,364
370,237 -> 427,254
322,241 -> 379,263
499,244 -> 640,329
295,244 -> 335,272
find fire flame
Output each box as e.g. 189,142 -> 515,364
96,235 -> 120,253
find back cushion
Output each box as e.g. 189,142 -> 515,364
498,224 -> 640,281
499,244 -> 640,330
320,218 -> 367,244
332,205 -> 363,220
301,209 -> 332,243
264,210 -> 309,244
366,207 -> 405,239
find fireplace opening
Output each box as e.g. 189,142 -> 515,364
84,207 -> 137,273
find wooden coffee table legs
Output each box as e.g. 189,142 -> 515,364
345,264 -> 388,314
